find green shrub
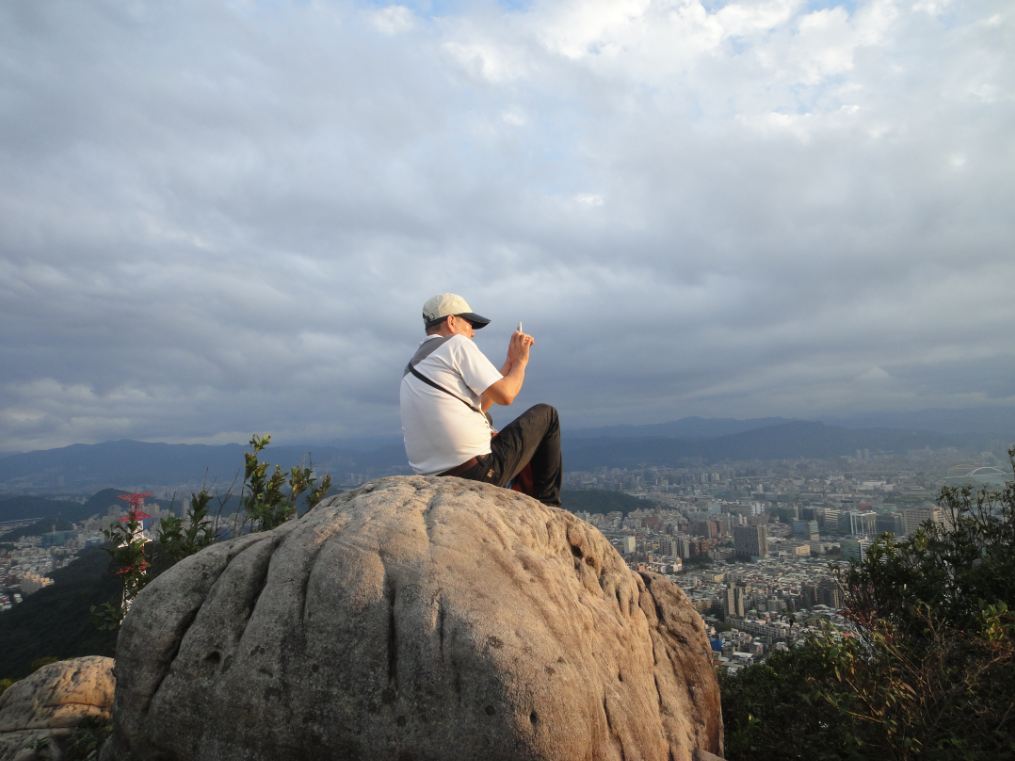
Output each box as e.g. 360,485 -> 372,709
722,447 -> 1015,761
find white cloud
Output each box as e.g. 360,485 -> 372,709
857,366 -> 894,384
947,153 -> 966,169
501,108 -> 528,127
370,5 -> 415,35
792,7 -> 858,82
716,0 -> 803,38
536,0 -> 654,60
0,0 -> 1013,450
442,40 -> 529,83
912,0 -> 953,17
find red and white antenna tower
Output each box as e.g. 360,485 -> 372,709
116,491 -> 153,548
117,491 -> 154,523
115,491 -> 154,615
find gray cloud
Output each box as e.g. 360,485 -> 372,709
1,0 -> 1013,452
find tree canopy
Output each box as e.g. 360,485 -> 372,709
722,448 -> 1015,760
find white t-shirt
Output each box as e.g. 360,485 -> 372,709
400,334 -> 503,475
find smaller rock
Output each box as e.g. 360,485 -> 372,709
0,656 -> 115,761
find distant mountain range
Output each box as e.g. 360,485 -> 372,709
0,439 -> 410,495
576,406 -> 1015,438
0,488 -> 179,524
0,415 -> 1011,495
566,420 -> 995,469
566,416 -> 798,439
821,406 -> 1015,436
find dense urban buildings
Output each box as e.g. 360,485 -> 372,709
566,450 -> 988,671
2,448 -> 998,675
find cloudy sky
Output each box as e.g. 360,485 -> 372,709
1,0 -> 1012,453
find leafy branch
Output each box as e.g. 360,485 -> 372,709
242,433 -> 332,532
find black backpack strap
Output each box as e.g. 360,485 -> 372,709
404,335 -> 453,371
406,366 -> 482,414
404,336 -> 483,414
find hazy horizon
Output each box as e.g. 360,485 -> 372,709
3,406 -> 1015,459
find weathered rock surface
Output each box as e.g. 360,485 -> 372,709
107,476 -> 722,761
0,656 -> 114,761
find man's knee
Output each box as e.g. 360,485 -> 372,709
525,403 -> 559,430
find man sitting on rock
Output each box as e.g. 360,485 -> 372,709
400,292 -> 562,506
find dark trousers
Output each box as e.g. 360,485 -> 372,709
454,404 -> 562,506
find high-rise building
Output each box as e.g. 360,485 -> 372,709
724,504 -> 755,519
674,535 -> 692,560
901,506 -> 945,536
876,511 -> 906,537
840,511 -> 878,538
792,519 -> 819,541
691,519 -> 719,539
772,505 -> 799,522
800,581 -> 819,609
622,535 -> 637,555
818,578 -> 844,608
841,538 -> 872,562
723,586 -> 736,619
733,525 -> 768,560
820,507 -> 841,532
715,515 -> 734,537
800,506 -> 819,521
724,583 -> 747,619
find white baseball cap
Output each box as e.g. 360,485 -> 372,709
422,293 -> 491,329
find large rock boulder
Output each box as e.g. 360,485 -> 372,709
107,476 -> 722,761
0,656 -> 114,761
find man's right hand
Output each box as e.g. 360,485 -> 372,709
482,330 -> 534,409
507,329 -> 534,368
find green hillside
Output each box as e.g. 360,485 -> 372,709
0,547 -> 119,680
561,488 -> 655,516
